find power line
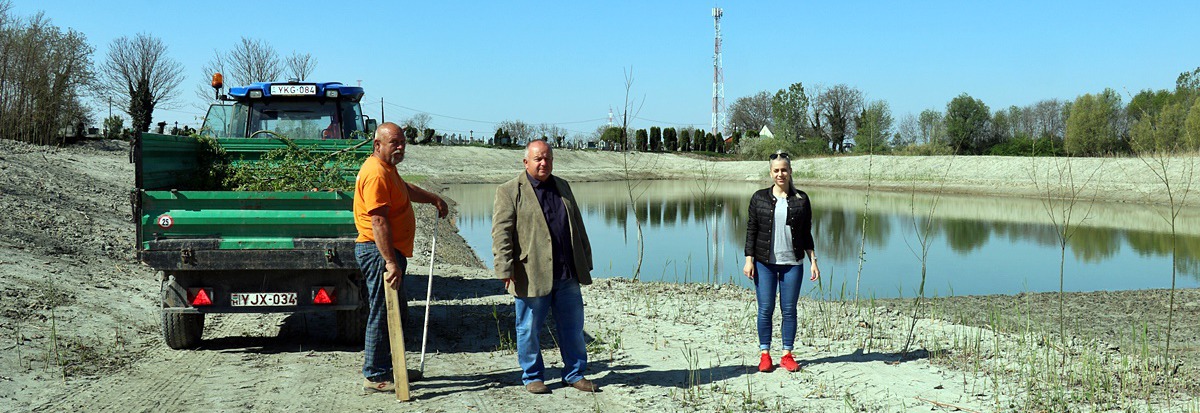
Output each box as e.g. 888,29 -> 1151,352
380,100 -> 607,131
552,117 -> 609,125
632,115 -> 704,127
384,101 -> 497,124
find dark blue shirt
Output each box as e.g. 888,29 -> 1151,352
527,173 -> 576,280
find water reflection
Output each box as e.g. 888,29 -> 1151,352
446,180 -> 1200,298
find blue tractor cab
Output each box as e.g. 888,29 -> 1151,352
201,80 -> 375,139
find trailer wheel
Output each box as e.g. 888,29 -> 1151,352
162,310 -> 204,349
336,303 -> 367,345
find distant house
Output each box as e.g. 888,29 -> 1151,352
759,125 -> 774,139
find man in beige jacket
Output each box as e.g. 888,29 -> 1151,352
491,140 -> 595,394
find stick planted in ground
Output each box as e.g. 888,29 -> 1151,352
1133,136 -> 1196,370
616,66 -> 650,281
1028,152 -> 1100,369
899,156 -> 955,359
693,160 -> 720,284
855,144 -> 875,307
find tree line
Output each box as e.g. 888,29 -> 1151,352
0,1 -> 92,145
727,69 -> 1200,157
6,2 -> 1196,157
487,69 -> 1195,158
0,2 -> 317,146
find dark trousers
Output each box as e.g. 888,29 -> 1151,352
355,241 -> 407,382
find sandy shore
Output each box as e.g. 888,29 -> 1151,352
1,140 -> 1197,412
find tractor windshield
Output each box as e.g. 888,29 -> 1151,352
201,99 -> 365,139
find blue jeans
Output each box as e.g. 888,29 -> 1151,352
514,277 -> 587,385
356,242 -> 408,382
754,262 -> 803,351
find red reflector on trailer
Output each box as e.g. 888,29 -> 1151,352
312,287 -> 333,305
189,288 -> 213,306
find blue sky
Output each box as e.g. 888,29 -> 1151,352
13,1 -> 1200,138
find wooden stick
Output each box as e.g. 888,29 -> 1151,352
915,396 -> 980,413
384,279 -> 410,401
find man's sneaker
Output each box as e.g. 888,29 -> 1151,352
758,353 -> 774,372
363,379 -> 395,393
780,353 -> 800,372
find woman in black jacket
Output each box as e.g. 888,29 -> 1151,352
742,151 -> 821,373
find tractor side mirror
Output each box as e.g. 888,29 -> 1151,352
364,118 -> 378,136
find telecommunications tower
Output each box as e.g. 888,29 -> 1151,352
711,7 -> 725,137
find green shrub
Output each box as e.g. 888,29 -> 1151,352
192,134 -> 230,190
103,116 -> 123,140
893,142 -> 956,156
986,136 -> 1063,157
736,136 -> 826,160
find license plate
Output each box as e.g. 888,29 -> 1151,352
269,84 -> 316,96
230,292 -> 297,307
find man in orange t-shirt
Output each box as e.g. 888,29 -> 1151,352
353,122 -> 447,393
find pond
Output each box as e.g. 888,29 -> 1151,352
444,180 -> 1200,299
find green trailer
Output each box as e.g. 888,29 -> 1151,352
133,81 -> 381,348
134,133 -> 372,349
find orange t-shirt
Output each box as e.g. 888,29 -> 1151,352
353,155 -> 415,257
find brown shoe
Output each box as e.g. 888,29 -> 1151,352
363,379 -> 395,393
525,381 -> 551,394
568,378 -> 598,392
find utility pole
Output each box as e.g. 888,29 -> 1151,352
381,97 -> 385,123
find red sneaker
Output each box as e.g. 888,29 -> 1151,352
758,353 -> 774,372
780,353 -> 800,372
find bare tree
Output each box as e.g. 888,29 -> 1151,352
98,33 -> 184,133
814,84 -> 864,153
535,123 -> 568,147
1004,105 -> 1026,139
194,50 -> 227,104
900,157 -> 956,359
917,109 -> 946,145
1033,98 -> 1068,139
616,67 -> 650,280
727,90 -> 773,134
228,37 -> 281,84
1131,107 -> 1197,370
404,113 -> 432,133
0,0 -> 10,26
805,83 -> 827,144
284,51 -> 316,81
1028,154 -> 1101,369
497,119 -> 534,145
591,124 -> 609,141
895,113 -> 920,147
194,38 -> 285,106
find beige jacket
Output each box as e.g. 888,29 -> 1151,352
491,173 -> 592,297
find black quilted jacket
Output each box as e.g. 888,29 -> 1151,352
744,187 -> 814,264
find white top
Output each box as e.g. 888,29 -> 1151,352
769,195 -> 800,265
